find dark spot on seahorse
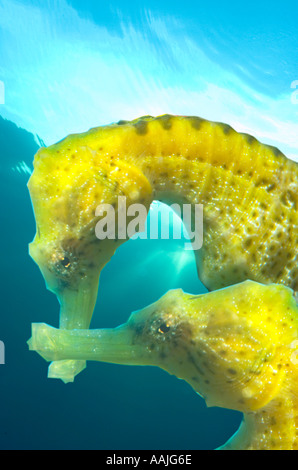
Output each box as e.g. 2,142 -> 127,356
188,116 -> 204,130
138,115 -> 153,120
219,350 -> 227,356
159,351 -> 167,359
59,279 -> 72,290
203,361 -> 215,374
267,183 -> 276,192
243,237 -> 253,249
255,178 -> 268,188
117,120 -> 129,125
241,133 -> 258,144
219,123 -> 234,135
156,114 -> 173,130
134,323 -> 145,336
133,119 -> 149,135
189,295 -> 204,301
268,145 -> 284,157
187,351 -> 205,375
91,236 -> 101,245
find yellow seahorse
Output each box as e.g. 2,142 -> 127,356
27,115 -> 298,448
28,281 -> 298,450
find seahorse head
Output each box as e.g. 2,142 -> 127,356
112,281 -> 298,412
28,280 -> 298,414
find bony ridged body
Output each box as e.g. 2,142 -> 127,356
28,115 -> 298,298
27,115 -> 298,448
29,281 -> 298,450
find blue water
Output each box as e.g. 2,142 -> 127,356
0,0 -> 297,450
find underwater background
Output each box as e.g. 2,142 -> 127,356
0,0 -> 297,450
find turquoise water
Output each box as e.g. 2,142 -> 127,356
0,0 -> 297,450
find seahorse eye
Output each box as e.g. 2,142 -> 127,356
158,323 -> 171,334
60,257 -> 71,268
